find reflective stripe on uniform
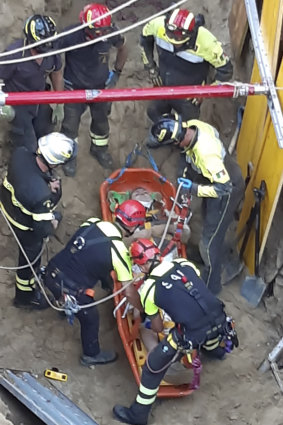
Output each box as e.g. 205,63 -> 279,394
16,275 -> 34,291
3,177 -> 33,216
203,336 -> 221,351
136,383 -> 158,405
32,212 -> 54,221
155,37 -> 204,63
139,383 -> 158,396
0,202 -> 32,231
90,131 -> 109,147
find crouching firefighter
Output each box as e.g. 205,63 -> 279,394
113,239 -> 238,425
43,202 -> 146,366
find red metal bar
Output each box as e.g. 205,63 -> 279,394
1,84 -> 260,106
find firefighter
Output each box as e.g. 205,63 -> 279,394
58,3 -> 128,176
149,114 -> 245,295
0,133 -> 77,309
43,201 -> 146,366
140,7 -> 233,123
0,15 -> 64,151
113,239 -> 238,425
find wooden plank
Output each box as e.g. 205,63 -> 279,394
228,0 -> 248,59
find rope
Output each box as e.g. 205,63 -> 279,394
0,0 -> 139,58
0,239 -> 47,270
158,180 -> 183,250
0,0 -> 188,65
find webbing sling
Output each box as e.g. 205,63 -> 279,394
71,219 -> 130,274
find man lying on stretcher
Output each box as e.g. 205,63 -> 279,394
114,196 -> 190,251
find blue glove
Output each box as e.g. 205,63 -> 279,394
144,318 -> 152,329
105,69 -> 120,89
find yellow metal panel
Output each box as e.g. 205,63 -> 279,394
237,0 -> 283,181
238,60 -> 283,273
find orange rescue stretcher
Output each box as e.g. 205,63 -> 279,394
100,167 -> 195,398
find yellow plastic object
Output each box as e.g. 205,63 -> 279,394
44,368 -> 68,382
237,0 -> 283,272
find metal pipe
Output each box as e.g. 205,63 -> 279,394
0,83 -> 267,106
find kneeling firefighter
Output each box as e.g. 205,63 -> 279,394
43,200 -> 147,366
113,239 -> 238,425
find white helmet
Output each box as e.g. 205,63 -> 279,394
38,132 -> 77,165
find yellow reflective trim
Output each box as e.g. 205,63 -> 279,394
111,244 -> 133,282
139,383 -> 158,396
16,275 -> 34,291
90,132 -> 109,147
80,218 -> 101,227
171,120 -> 179,140
32,212 -> 54,222
3,177 -> 33,216
0,202 -> 31,231
136,395 -> 156,405
30,20 -> 40,42
167,333 -> 178,350
16,282 -> 33,291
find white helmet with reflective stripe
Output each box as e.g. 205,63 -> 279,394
38,132 -> 78,165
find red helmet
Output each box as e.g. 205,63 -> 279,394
114,200 -> 146,227
130,239 -> 161,265
165,8 -> 195,44
79,3 -> 112,39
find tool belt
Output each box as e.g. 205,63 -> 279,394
168,313 -> 227,352
44,267 -> 95,300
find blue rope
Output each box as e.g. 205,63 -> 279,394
105,144 -> 167,185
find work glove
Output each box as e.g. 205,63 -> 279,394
145,64 -> 162,87
105,69 -> 121,89
0,105 -> 15,122
53,211 -> 62,223
52,104 -> 64,126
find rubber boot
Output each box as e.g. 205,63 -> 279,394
63,157 -> 77,177
14,287 -> 50,310
113,402 -> 150,425
89,144 -> 114,169
80,350 -> 118,366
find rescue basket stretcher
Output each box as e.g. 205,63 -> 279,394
100,167 -> 195,398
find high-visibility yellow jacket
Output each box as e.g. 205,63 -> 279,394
140,16 -> 233,86
181,119 -> 232,198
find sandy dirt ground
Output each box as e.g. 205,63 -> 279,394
0,1 -> 283,424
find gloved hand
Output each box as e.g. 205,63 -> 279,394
52,104 -> 64,126
0,105 -> 15,122
147,66 -> 162,87
53,211 -> 62,223
105,69 -> 121,89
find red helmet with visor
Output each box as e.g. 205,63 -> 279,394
114,200 -> 146,228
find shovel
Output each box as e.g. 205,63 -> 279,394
240,180 -> 267,307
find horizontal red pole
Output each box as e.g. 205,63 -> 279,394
2,84 -> 262,106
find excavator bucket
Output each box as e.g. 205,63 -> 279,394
0,369 -> 99,425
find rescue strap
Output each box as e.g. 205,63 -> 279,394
71,218 -> 130,273
161,194 -> 191,257
106,143 -> 166,185
142,263 -> 225,336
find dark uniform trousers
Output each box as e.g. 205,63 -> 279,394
178,153 -> 245,294
44,268 -> 100,357
13,227 -> 43,301
147,97 -> 200,124
61,100 -> 110,141
11,104 -> 54,152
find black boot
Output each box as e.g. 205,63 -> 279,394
62,157 -> 77,177
113,405 -> 148,425
14,288 -> 50,310
80,350 -> 118,366
89,144 -> 114,169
